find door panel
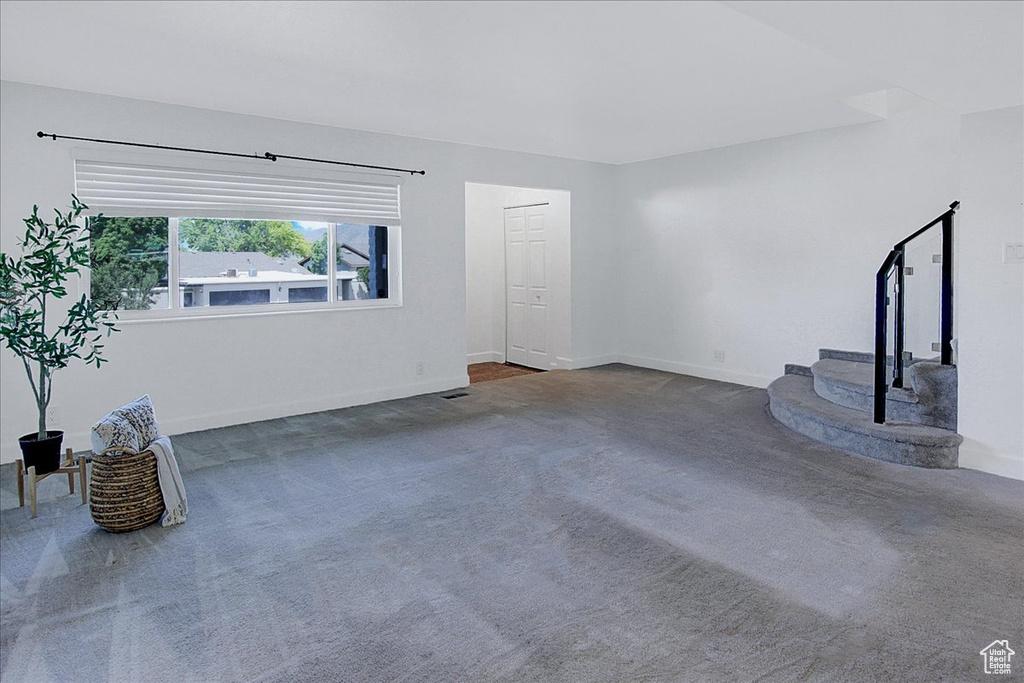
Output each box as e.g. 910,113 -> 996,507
505,208 -> 528,366
506,205 -> 552,369
508,301 -> 527,356
528,303 -> 547,355
528,240 -> 547,290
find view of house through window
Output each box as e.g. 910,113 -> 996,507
177,219 -> 328,308
89,217 -> 391,311
335,224 -> 388,301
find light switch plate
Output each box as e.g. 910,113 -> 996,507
1004,242 -> 1024,264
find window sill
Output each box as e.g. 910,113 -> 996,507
112,299 -> 402,325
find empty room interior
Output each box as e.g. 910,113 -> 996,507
1,1 -> 1022,681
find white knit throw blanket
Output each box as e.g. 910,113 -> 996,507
148,435 -> 188,527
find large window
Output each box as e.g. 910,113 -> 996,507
89,217 -> 395,315
76,158 -> 402,317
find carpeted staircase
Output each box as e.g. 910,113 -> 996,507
768,348 -> 962,468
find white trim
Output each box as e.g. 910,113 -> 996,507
568,354 -> 622,370
386,226 -> 403,308
503,202 -> 550,210
112,298 -> 401,325
540,352 -> 774,385
328,220 -> 338,303
958,442 -> 1024,480
168,217 -> 180,309
0,374 -> 469,464
467,351 -> 505,364
619,355 -> 774,388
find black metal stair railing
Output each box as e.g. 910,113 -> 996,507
873,201 -> 959,424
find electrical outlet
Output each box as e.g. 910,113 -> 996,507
46,405 -> 61,426
416,361 -> 425,376
713,350 -> 726,363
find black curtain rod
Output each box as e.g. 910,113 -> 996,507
36,131 -> 426,176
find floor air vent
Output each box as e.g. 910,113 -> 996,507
441,392 -> 470,400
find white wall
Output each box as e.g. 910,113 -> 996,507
4,81 -> 1018,480
613,105 -> 960,388
957,106 -> 1024,479
0,81 -> 618,463
612,103 -> 1024,479
465,183 -> 571,367
465,183 -> 510,364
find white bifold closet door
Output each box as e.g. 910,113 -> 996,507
505,205 -> 551,369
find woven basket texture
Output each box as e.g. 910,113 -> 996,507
89,450 -> 164,533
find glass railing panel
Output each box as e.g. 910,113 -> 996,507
902,229 -> 943,362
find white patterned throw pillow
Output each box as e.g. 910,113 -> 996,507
91,413 -> 142,455
112,395 -> 159,448
91,395 -> 159,454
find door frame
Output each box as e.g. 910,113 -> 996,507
464,182 -> 571,371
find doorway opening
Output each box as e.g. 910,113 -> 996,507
465,183 -> 571,379
467,362 -> 542,385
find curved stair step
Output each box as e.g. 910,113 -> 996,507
818,348 -> 919,365
768,374 -> 961,469
812,357 -> 917,411
811,358 -> 956,430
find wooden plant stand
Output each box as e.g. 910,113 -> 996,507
16,447 -> 87,519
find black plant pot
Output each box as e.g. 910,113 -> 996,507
18,430 -> 64,475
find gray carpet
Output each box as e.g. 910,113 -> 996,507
1,365 -> 1021,682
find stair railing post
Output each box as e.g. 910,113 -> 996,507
893,247 -> 906,388
940,210 -> 955,365
873,260 -> 892,424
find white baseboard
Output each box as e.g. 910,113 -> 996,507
562,353 -> 772,387
0,374 -> 469,465
617,354 -> 774,389
11,357 -> 1016,484
958,442 -> 1024,480
569,354 -> 623,369
467,351 -> 505,364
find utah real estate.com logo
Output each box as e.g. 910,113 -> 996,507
980,640 -> 1015,675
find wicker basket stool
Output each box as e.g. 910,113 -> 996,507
89,450 -> 164,532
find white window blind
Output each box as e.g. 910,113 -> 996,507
74,160 -> 401,225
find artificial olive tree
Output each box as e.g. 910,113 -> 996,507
0,196 -> 119,441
